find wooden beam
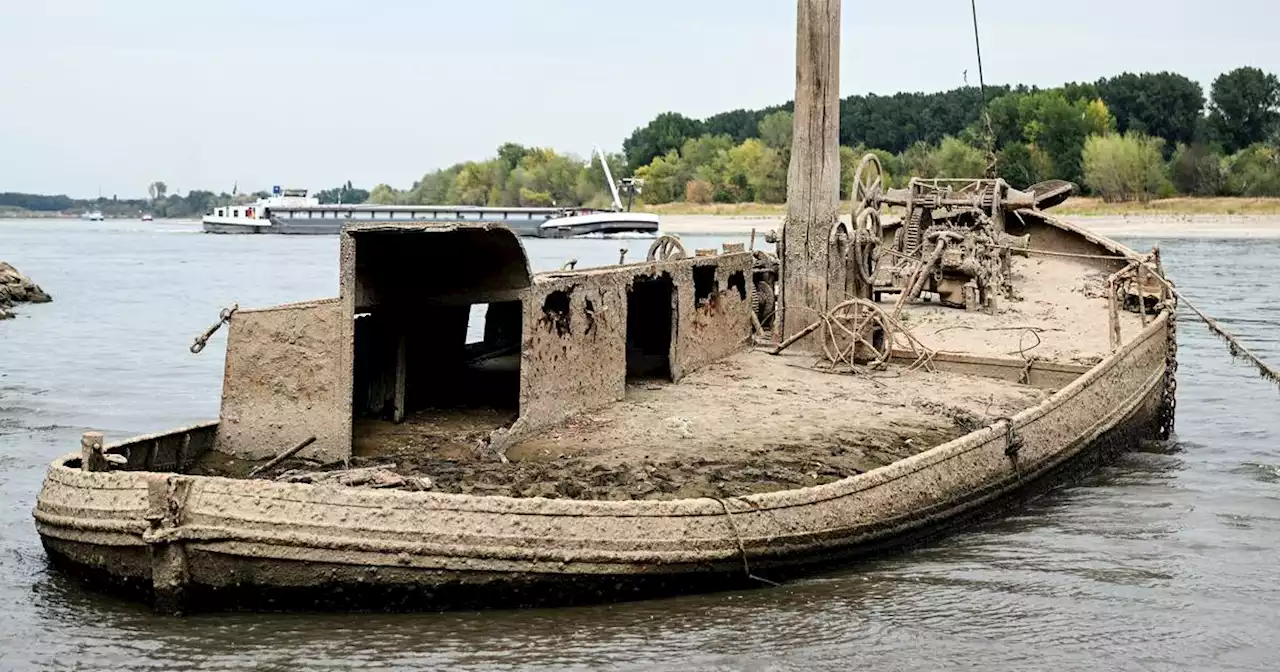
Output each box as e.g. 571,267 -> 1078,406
781,0 -> 842,348
393,330 -> 407,423
81,431 -> 107,472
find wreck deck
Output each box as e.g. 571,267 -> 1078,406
335,350 -> 1047,500
337,251 -> 1134,500
895,253 -> 1144,364
194,247 -> 1138,501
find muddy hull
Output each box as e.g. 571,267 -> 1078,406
34,315 -> 1170,613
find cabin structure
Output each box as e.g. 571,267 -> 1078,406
213,222 -> 755,464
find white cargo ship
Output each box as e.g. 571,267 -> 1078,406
202,149 -> 658,238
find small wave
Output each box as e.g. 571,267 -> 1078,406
1232,462 -> 1280,483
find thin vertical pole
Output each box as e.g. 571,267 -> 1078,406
970,0 -> 997,177
970,0 -> 987,110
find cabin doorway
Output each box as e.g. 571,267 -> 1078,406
626,275 -> 675,381
352,302 -> 522,423
346,226 -> 534,460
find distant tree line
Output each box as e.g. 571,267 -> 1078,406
0,193 -> 76,211
7,67 -> 1277,213
363,142 -> 629,209
625,66 -> 1280,203
1,181 -> 372,218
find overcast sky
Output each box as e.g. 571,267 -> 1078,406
1,0 -> 1275,198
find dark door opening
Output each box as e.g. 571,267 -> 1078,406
626,275 -> 674,381
353,301 -> 522,424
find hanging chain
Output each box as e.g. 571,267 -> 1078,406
1159,301 -> 1178,440
189,305 -> 238,354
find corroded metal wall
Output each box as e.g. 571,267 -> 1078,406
518,275 -> 629,433
671,254 -> 755,380
516,253 -> 755,435
216,300 -> 347,462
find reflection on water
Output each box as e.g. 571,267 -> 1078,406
1,221 -> 1277,670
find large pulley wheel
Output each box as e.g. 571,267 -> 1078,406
821,298 -> 892,367
647,235 -> 687,262
852,153 -> 884,211
854,207 -> 883,285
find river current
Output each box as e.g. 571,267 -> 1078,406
1,218 -> 1277,671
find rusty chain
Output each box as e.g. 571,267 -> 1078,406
189,305 -> 238,354
994,416 -> 1023,479
1159,299 -> 1178,440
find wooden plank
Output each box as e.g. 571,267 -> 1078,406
888,349 -> 1089,390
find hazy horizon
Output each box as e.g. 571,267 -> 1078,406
2,0 -> 1275,199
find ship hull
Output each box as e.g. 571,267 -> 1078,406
34,314 -> 1171,613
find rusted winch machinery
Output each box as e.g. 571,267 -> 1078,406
850,153 -> 1071,313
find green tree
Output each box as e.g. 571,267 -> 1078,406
680,134 -> 734,172
986,91 -> 1102,183
0,193 -> 74,211
367,184 -> 400,204
633,150 -> 682,204
1082,133 -> 1170,202
1170,144 -> 1228,196
900,142 -> 940,179
1028,92 -> 1093,183
147,181 -> 167,201
1083,99 -> 1117,136
623,112 -> 704,172
315,184 -> 370,204
703,107 -> 781,142
931,137 -> 987,178
839,146 -> 859,199
448,160 -> 504,205
496,143 -> 531,172
512,148 -> 580,206
576,149 -> 629,206
406,165 -> 462,204
758,110 -> 794,153
1209,67 -> 1280,152
724,139 -> 786,202
996,142 -> 1041,189
840,86 -> 1004,153
1095,72 -> 1204,147
184,190 -> 216,214
1224,143 -> 1280,196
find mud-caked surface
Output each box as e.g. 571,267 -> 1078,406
896,254 -> 1145,365
194,351 -> 1046,500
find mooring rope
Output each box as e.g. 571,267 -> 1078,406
711,497 -> 780,587
1147,273 -> 1280,388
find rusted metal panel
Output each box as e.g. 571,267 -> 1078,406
216,300 -> 347,463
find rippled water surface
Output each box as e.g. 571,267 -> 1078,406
2,219 -> 1278,671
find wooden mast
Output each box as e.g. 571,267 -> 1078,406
781,0 -> 842,348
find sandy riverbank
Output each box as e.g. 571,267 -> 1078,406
658,213 -> 1280,239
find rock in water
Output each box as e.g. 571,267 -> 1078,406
0,262 -> 52,318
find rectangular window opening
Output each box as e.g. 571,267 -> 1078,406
626,275 -> 675,382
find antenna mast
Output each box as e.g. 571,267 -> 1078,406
970,0 -> 997,177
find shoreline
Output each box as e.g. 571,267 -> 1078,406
7,210 -> 1280,239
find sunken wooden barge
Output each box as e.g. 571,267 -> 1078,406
34,157 -> 1178,613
